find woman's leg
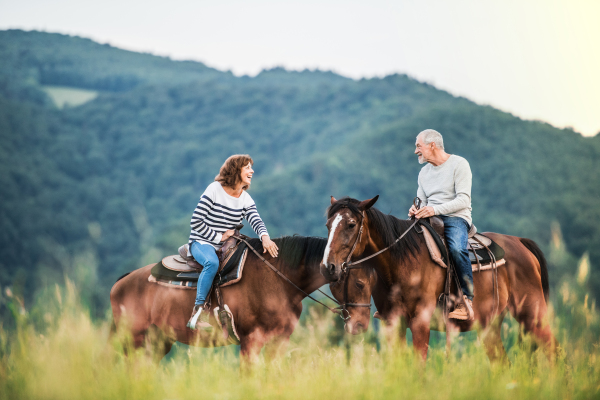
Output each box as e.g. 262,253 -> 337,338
191,242 -> 220,306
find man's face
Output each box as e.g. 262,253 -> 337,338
414,136 -> 434,164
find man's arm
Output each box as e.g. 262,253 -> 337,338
432,159 -> 472,216
409,174 -> 428,217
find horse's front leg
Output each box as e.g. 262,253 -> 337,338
409,303 -> 436,360
264,335 -> 291,362
239,328 -> 268,370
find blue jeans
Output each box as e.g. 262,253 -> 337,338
191,242 -> 220,306
440,216 -> 474,300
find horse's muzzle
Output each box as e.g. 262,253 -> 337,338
345,320 -> 366,335
320,262 -> 340,282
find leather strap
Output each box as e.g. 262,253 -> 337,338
232,235 -> 344,316
345,218 -> 419,268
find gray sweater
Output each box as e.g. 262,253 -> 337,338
416,155 -> 472,225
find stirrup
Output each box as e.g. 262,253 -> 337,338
448,296 -> 474,321
187,305 -> 213,331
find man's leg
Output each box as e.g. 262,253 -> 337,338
441,216 -> 473,300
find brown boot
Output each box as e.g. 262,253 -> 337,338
448,295 -> 474,321
186,305 -> 213,331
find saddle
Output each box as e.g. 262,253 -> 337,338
419,216 -> 506,272
417,216 -> 506,324
147,225 -> 248,344
149,224 -> 249,288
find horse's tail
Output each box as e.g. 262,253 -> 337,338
519,238 -> 549,303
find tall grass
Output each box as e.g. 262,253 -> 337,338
1,230 -> 599,399
1,279 -> 598,400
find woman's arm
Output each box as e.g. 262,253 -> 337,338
244,199 -> 278,257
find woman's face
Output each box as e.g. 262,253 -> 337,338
240,163 -> 254,187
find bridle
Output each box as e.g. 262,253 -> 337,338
233,234 -> 364,322
333,210 -> 371,321
340,207 -> 419,270
233,202 -> 418,323
327,204 -> 420,320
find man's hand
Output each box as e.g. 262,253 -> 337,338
408,204 -> 418,218
221,229 -> 235,241
414,206 -> 435,219
262,236 -> 279,258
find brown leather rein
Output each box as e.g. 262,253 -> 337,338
232,235 -> 353,320
331,206 -> 420,319
231,204 -> 419,322
341,210 -> 420,270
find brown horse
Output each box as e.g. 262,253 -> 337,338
111,235 -> 339,362
320,196 -> 556,361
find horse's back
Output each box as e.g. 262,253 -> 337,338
480,232 -> 548,306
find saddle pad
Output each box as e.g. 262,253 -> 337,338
150,242 -> 249,287
421,229 -> 506,271
418,220 -> 449,265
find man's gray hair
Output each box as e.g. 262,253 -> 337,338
417,129 -> 444,150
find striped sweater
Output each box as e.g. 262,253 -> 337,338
189,182 -> 269,249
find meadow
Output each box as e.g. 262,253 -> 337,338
0,281 -> 598,399
1,231 -> 599,400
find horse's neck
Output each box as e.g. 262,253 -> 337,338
286,259 -> 328,300
364,218 -> 407,286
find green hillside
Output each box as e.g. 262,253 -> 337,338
1,30 -> 599,317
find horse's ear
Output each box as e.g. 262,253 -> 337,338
330,196 -> 337,205
358,195 -> 379,211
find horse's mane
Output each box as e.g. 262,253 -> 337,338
247,235 -> 327,270
326,197 -> 421,262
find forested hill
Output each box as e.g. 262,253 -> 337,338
1,29 -> 599,316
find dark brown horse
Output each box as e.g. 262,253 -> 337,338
321,196 -> 556,361
111,236 -> 339,362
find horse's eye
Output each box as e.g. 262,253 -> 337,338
355,280 -> 365,290
348,223 -> 356,229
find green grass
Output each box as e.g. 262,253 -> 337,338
41,85 -> 98,108
1,278 -> 599,400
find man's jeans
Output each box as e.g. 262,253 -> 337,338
191,241 -> 220,306
440,216 -> 474,300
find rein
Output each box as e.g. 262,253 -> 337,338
342,211 -> 419,270
232,235 -> 347,318
330,206 -> 419,320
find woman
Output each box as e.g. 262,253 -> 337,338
187,154 -> 279,331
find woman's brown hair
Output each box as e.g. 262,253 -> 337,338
215,154 -> 254,190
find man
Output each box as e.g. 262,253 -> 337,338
408,129 -> 474,320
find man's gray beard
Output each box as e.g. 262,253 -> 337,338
418,156 -> 426,164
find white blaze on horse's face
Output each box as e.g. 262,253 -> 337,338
323,214 -> 343,267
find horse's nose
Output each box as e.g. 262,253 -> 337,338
354,322 -> 365,334
328,263 -> 336,275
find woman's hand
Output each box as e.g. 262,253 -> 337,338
221,229 -> 235,242
262,236 -> 279,258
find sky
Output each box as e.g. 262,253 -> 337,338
1,0 -> 599,136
